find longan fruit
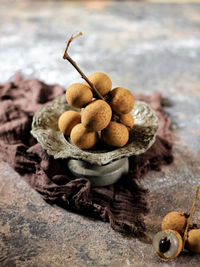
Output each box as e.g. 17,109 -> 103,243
81,100 -> 112,132
161,211 -> 187,234
119,113 -> 134,128
109,87 -> 134,115
70,123 -> 98,149
101,121 -> 129,148
153,230 -> 183,261
66,83 -> 93,108
58,110 -> 81,136
186,229 -> 200,253
85,72 -> 112,96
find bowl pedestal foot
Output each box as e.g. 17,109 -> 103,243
67,157 -> 129,187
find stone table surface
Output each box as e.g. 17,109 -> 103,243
0,1 -> 200,266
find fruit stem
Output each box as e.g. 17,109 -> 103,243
183,185 -> 200,249
63,32 -> 105,101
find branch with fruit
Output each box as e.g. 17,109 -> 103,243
59,32 -> 135,150
153,186 -> 200,261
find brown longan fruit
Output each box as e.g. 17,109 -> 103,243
109,87 -> 134,115
58,110 -> 81,136
66,83 -> 93,108
70,123 -> 98,149
81,100 -> 112,132
186,229 -> 200,253
119,113 -> 134,128
85,72 -> 112,96
161,211 -> 187,234
101,121 -> 129,148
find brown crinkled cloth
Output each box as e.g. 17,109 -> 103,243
0,73 -> 173,236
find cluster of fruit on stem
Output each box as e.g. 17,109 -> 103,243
153,186 -> 200,261
58,32 -> 135,150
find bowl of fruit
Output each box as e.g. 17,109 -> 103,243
31,33 -> 158,186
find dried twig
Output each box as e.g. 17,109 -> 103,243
63,32 -> 104,100
183,186 -> 200,249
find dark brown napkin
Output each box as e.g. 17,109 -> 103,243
0,73 -> 173,236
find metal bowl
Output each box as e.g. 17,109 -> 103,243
31,94 -> 158,166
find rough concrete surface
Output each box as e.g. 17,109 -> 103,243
0,1 -> 200,266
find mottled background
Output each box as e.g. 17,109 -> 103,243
0,1 -> 200,266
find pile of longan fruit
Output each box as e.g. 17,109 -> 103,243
58,72 -> 135,149
153,186 -> 200,261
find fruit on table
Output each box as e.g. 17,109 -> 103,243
66,83 -> 93,108
109,87 -> 134,115
185,229 -> 200,253
70,123 -> 98,149
85,72 -> 112,96
101,121 -> 129,147
153,230 -> 183,261
81,100 -> 112,132
161,211 -> 187,234
58,110 -> 81,136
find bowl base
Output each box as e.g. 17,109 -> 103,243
67,158 -> 129,187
